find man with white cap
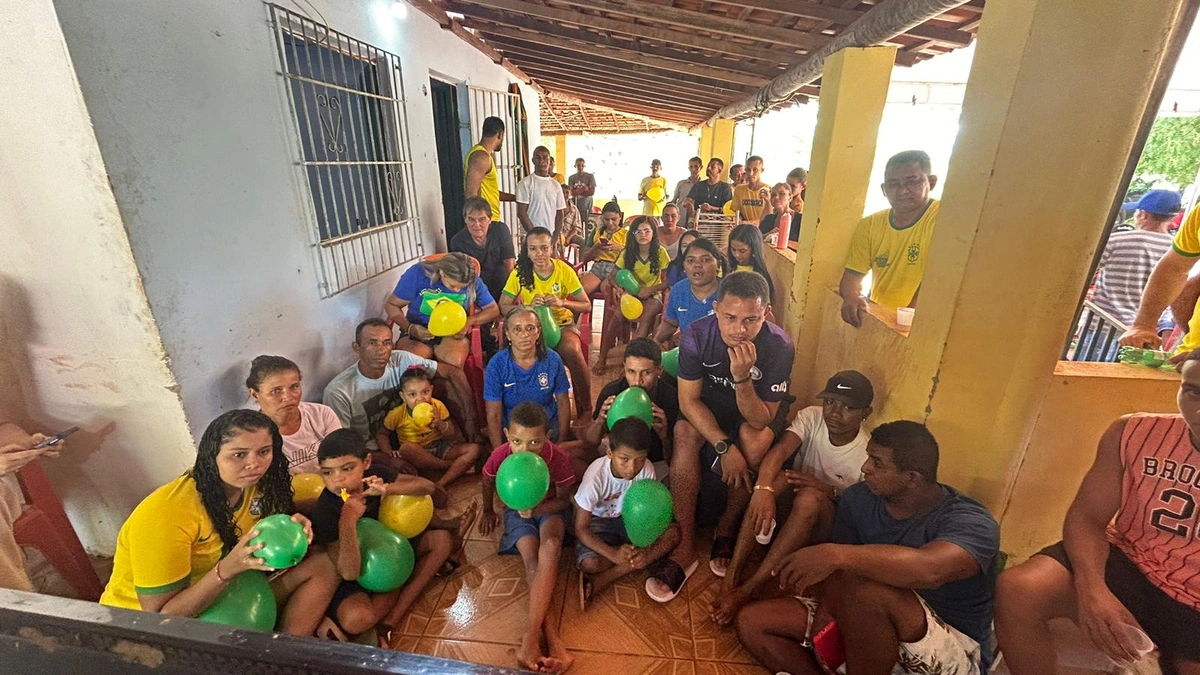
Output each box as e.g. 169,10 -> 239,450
710,371 -> 875,626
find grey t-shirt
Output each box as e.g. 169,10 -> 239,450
568,171 -> 596,216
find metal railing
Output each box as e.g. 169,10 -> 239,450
1064,300 -> 1128,362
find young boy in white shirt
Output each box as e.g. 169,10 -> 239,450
709,370 -> 875,625
574,417 -> 680,609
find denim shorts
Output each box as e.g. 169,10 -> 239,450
498,507 -> 564,556
575,516 -> 629,566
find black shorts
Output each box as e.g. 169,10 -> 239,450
1037,542 -> 1200,661
326,579 -> 368,621
699,396 -> 794,477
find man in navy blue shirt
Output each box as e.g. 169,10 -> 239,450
736,421 -> 1000,675
646,271 -> 795,602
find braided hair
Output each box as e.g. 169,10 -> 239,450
516,226 -> 555,290
622,216 -> 664,278
191,409 -> 293,552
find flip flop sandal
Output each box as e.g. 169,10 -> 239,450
709,536 -> 736,578
645,558 -> 700,603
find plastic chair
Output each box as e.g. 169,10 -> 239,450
462,324 -> 487,422
13,460 -> 103,601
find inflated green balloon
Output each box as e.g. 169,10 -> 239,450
198,571 -> 277,631
250,513 -> 309,570
661,347 -> 679,378
495,451 -> 550,511
615,269 -> 641,295
534,305 -> 561,349
356,517 -> 415,593
622,479 -> 674,548
606,386 -> 654,430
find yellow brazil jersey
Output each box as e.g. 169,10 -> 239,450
502,258 -> 585,326
1171,207 -> 1200,353
383,398 -> 450,445
465,144 -> 500,221
101,475 -> 263,610
845,199 -> 940,309
640,176 -> 668,216
589,225 -> 628,264
617,247 -> 671,288
736,264 -> 755,273
732,183 -> 770,223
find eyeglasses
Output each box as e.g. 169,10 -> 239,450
883,177 -> 927,191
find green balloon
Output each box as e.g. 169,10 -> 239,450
251,514 -> 309,570
495,451 -> 550,511
198,571 -> 277,631
356,517 -> 415,593
661,347 -> 679,378
534,305 -> 561,349
615,269 -> 642,295
622,479 -> 674,548
607,386 -> 654,430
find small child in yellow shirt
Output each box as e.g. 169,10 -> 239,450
376,368 -> 481,490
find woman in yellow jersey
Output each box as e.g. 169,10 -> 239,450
100,410 -> 337,636
578,200 -> 628,297
595,216 -> 671,371
728,224 -> 776,306
500,227 -> 595,421
639,159 -> 668,217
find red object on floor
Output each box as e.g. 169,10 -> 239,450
464,324 -> 487,421
13,460 -> 104,601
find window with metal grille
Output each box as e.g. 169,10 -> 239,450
269,4 -> 423,296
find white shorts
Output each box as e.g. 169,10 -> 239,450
893,595 -> 981,675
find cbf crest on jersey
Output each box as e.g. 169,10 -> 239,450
538,372 -> 550,390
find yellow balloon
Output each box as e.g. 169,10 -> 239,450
378,494 -> 434,538
411,402 -> 434,427
428,299 -> 468,337
722,200 -> 736,216
645,185 -> 665,202
291,473 -> 324,510
620,293 -> 644,320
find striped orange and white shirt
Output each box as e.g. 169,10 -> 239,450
1108,413 -> 1200,610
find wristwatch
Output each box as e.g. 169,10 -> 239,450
713,438 -> 735,455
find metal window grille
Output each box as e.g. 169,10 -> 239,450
468,86 -> 525,250
1063,300 -> 1128,362
269,4 -> 423,296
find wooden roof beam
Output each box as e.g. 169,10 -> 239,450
445,0 -> 810,65
537,78 -> 719,115
711,0 -> 973,46
543,92 -> 693,131
519,63 -> 740,109
498,48 -> 755,98
481,35 -> 764,91
457,12 -> 786,81
541,0 -> 828,50
547,86 -> 707,122
407,0 -> 543,90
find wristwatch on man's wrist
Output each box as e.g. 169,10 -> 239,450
713,438 -> 735,456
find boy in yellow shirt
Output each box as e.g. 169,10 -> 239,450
376,369 -> 480,491
839,150 -> 940,327
731,155 -> 771,225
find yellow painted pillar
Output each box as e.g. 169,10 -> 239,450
552,135 -> 568,179
698,119 -> 736,166
788,47 -> 895,399
914,0 -> 1194,509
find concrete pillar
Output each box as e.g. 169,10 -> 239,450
552,135 -> 568,179
918,0 -> 1194,508
788,47 -> 895,398
698,119 -> 736,166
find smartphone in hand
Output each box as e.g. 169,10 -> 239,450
32,426 -> 79,449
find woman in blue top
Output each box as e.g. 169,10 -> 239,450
483,306 -> 572,449
654,237 -> 726,348
385,253 -> 500,368
664,231 -> 701,288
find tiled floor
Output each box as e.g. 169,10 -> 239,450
393,474 -> 769,674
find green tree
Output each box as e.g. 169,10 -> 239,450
1134,116 -> 1200,187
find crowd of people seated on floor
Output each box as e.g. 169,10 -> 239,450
2,126 -> 1198,675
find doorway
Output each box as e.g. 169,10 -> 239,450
430,78 -> 465,243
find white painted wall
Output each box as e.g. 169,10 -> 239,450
52,0 -> 540,440
0,0 -> 196,553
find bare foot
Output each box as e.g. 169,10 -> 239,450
709,586 -> 750,626
455,500 -> 480,541
517,630 -> 545,672
431,485 -> 449,509
591,357 -> 608,375
540,631 -> 574,673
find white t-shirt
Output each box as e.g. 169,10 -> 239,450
280,402 -> 342,475
516,173 -> 567,232
573,455 -> 657,518
322,350 -> 438,449
784,405 -> 870,491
